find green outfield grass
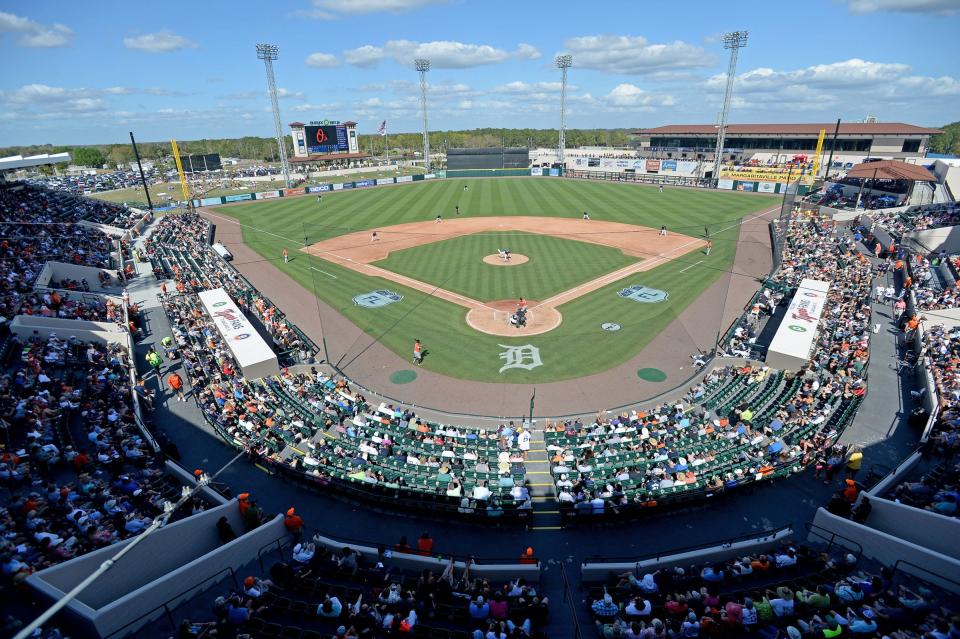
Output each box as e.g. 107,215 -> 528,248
373,231 -> 638,302
218,178 -> 775,383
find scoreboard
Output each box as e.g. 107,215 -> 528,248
305,124 -> 349,153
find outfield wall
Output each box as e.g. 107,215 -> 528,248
192,169 -> 564,208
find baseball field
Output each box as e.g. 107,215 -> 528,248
209,178 -> 775,383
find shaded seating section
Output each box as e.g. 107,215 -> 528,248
584,541 -> 958,638
146,214 -> 315,364
0,185 -> 121,323
0,330 -> 187,595
176,542 -> 547,639
869,200 -> 960,238
2,181 -> 145,229
554,213 -> 871,522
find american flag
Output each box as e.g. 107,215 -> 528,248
377,120 -> 387,136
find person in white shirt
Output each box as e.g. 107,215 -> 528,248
472,482 -> 491,501
517,428 -> 531,457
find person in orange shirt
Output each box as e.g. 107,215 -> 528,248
519,547 -> 536,564
416,531 -> 434,556
166,371 -> 186,402
413,339 -> 423,366
284,507 -> 305,541
283,248 -> 289,263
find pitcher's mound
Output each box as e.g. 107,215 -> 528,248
482,253 -> 529,266
465,300 -> 562,336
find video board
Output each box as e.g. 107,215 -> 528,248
305,125 -> 349,153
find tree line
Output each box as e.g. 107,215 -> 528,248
928,121 -> 960,156
1,128 -> 636,168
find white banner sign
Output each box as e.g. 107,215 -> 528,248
376,178 -> 394,185
332,183 -> 344,191
717,179 -> 734,190
396,175 -> 414,183
757,182 -> 777,193
198,288 -> 279,379
256,190 -> 280,199
766,279 -> 830,368
530,167 -> 543,176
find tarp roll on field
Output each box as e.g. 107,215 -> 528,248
198,288 -> 280,379
765,278 -> 830,371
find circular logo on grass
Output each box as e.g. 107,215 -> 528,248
601,323 -> 622,331
637,368 -> 667,382
390,370 -> 417,384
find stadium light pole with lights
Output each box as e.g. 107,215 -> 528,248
555,54 -> 572,168
711,30 -> 748,187
256,43 -> 292,187
415,58 -> 431,173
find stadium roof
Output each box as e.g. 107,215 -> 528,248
289,152 -> 369,163
632,123 -> 942,136
0,152 -> 72,171
845,159 -> 937,182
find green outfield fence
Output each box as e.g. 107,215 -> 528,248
186,167 -> 563,208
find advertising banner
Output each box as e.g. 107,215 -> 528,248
396,175 -> 414,183
341,182 -> 355,189
766,279 -> 830,371
530,167 -> 543,176
645,160 -> 661,172
332,183 -> 344,191
199,196 -> 223,206
435,171 -> 447,178
224,193 -> 254,202
284,187 -> 305,196
660,160 -> 677,172
720,167 -> 812,184
306,185 -> 331,193
198,288 -> 279,380
376,178 -> 394,185
354,179 -> 374,188
549,168 -> 560,176
255,190 -> 280,199
717,179 -> 734,190
191,200 -> 201,207
737,182 -> 755,192
757,182 -> 777,193
424,173 -> 436,180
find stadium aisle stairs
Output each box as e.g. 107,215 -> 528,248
526,427 -> 562,530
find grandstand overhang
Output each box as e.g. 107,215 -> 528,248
0,152 -> 72,172
845,159 -> 936,182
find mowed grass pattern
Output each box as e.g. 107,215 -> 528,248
373,231 -> 637,302
219,178 -> 776,383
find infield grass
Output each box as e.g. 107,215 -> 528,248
374,231 -> 638,302
215,178 -> 775,383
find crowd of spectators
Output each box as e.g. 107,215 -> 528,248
181,536 -> 547,639
0,329 -> 193,636
865,201 -> 960,239
589,543 -> 957,638
551,214 -> 871,517
145,214 -> 313,363
5,181 -> 146,229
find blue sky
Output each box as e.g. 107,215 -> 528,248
1,0 -> 959,145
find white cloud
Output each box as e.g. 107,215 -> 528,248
563,35 -> 713,75
123,30 -> 198,53
0,84 -> 108,113
344,40 -> 539,69
845,0 -> 960,14
305,52 -> 341,68
606,83 -> 675,107
276,88 -> 306,100
494,81 -> 567,94
344,45 -> 386,68
298,0 -> 448,19
290,102 -> 340,113
0,11 -> 72,47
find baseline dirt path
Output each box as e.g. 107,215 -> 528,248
302,216 -> 705,336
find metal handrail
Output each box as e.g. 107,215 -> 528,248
560,561 -> 584,639
256,535 -> 292,572
892,558 -> 960,591
308,527 -> 538,567
583,524 -> 792,564
805,521 -> 863,560
103,565 -> 239,639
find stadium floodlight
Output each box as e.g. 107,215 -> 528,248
711,31 -> 748,187
415,58 -> 431,172
555,54 -> 573,167
256,43 -> 292,187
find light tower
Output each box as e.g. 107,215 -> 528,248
555,54 -> 573,167
415,58 -> 431,172
711,31 -> 748,186
256,43 -> 291,187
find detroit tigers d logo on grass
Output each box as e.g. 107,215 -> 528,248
353,290 -> 403,308
498,344 -> 543,373
617,285 -> 669,304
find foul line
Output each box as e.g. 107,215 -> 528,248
679,260 -> 704,274
310,266 -> 338,280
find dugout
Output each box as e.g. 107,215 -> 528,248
447,147 -> 529,170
